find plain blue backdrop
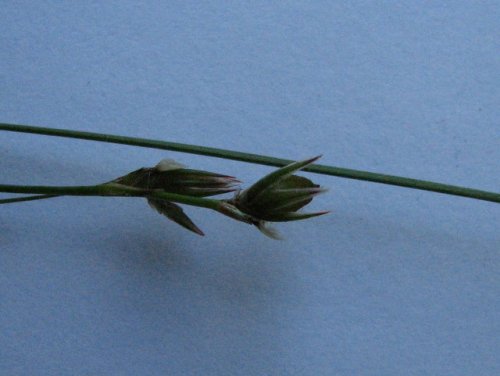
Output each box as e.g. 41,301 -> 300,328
1,2 -> 499,375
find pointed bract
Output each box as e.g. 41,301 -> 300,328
148,198 -> 204,236
263,210 -> 330,222
240,156 -> 321,205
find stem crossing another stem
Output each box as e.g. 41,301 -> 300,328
1,122 -> 499,203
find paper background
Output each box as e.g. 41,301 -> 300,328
1,2 -> 499,375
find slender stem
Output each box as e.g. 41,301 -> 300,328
0,194 -> 58,205
0,183 -> 221,210
1,122 -> 499,203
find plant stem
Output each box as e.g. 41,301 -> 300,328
0,194 -> 58,205
0,183 -> 221,210
0,183 -> 258,225
1,122 -> 499,203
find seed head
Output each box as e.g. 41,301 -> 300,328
113,159 -> 240,235
230,156 -> 328,238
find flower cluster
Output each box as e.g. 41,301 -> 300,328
113,159 -> 239,235
113,157 -> 327,238
228,156 -> 328,238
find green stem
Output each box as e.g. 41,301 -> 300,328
0,194 -> 58,205
1,122 -> 499,203
0,183 -> 221,210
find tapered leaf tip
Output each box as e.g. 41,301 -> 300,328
304,155 -> 322,165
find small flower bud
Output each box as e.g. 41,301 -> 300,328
113,158 -> 240,235
230,156 -> 328,238
113,158 -> 240,197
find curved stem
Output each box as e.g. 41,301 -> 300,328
1,122 -> 499,203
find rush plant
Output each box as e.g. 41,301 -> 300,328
1,123 -> 498,239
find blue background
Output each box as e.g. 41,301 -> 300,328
1,2 -> 499,375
